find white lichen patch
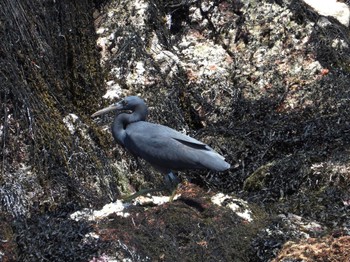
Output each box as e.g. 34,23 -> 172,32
70,200 -> 130,221
153,49 -> 180,77
63,113 -> 93,142
180,37 -> 232,84
89,254 -> 120,262
70,194 -> 180,228
85,232 -> 100,239
103,80 -> 122,99
125,61 -> 148,87
133,194 -> 181,206
63,113 -> 79,134
211,193 -> 253,222
95,0 -> 150,97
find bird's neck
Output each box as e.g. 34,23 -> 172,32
112,104 -> 148,146
134,103 -> 148,121
112,114 -> 129,146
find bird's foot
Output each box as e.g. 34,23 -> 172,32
122,188 -> 164,202
122,173 -> 180,202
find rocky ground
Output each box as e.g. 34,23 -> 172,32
0,0 -> 349,261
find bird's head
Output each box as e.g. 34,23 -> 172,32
91,96 -> 146,117
116,96 -> 146,111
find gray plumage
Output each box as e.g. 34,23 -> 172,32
92,96 -> 230,175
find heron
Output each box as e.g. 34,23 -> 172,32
92,96 -> 230,199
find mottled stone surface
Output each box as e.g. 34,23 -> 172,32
1,0 -> 350,261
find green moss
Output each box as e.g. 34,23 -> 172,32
243,161 -> 276,192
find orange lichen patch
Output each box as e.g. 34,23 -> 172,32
321,68 -> 329,76
273,236 -> 350,262
188,29 -> 205,39
186,68 -> 199,81
225,54 -> 233,64
196,240 -> 208,248
208,65 -> 217,71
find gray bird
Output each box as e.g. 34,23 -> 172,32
92,96 -> 230,197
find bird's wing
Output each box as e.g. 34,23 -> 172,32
126,122 -> 203,150
128,122 -> 208,145
124,122 -> 228,171
173,138 -> 208,150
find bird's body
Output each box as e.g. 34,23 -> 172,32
92,96 -> 230,197
114,120 -> 230,173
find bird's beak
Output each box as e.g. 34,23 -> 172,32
91,102 -> 123,117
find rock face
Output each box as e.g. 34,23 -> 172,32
302,0 -> 350,26
1,0 -> 350,261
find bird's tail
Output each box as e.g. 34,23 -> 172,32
199,150 -> 230,172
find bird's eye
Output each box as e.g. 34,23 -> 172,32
122,100 -> 128,106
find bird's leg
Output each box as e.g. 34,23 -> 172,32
122,172 -> 180,202
163,172 -> 180,192
164,172 -> 180,201
122,188 -> 164,202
